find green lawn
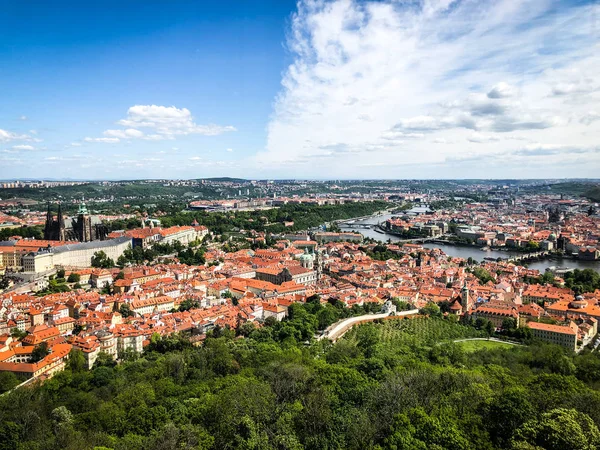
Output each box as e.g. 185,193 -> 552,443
346,317 -> 487,350
456,339 -> 517,352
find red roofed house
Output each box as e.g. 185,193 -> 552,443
470,303 -> 519,329
0,342 -> 72,380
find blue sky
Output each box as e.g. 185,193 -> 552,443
0,0 -> 296,179
1,0 -> 599,179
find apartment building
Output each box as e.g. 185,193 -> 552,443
527,321 -> 578,351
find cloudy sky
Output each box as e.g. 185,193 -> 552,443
1,0 -> 599,180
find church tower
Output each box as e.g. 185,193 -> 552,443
315,249 -> 324,281
461,282 -> 471,313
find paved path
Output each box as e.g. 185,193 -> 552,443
320,309 -> 419,342
452,337 -> 523,346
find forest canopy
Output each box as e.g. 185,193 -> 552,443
1,309 -> 600,450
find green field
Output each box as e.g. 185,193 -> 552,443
456,339 -> 518,352
345,316 -> 487,349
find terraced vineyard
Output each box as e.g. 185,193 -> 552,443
346,316 -> 487,349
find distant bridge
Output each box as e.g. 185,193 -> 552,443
334,208 -> 397,226
340,223 -> 375,229
505,251 -> 550,262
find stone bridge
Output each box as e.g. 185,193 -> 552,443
505,251 -> 549,262
340,223 -> 375,229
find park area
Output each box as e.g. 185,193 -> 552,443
344,316 -> 488,349
455,339 -> 519,353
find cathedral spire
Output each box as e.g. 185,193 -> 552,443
43,202 -> 53,239
45,202 -> 52,227
57,203 -> 66,241
57,203 -> 64,227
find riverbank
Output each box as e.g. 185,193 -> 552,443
334,207 -> 398,225
337,212 -> 600,273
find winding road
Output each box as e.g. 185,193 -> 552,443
320,309 -> 420,342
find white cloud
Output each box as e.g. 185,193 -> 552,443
104,128 -> 144,139
84,137 -> 120,144
487,82 -> 514,99
71,142 -> 82,147
78,105 -> 236,146
226,148 -> 233,152
257,0 -> 600,178
513,143 -> 599,156
581,111 -> 600,125
189,156 -> 202,161
468,133 -> 498,143
144,134 -> 167,141
551,77 -> 598,97
0,129 -> 28,142
19,115 -> 28,121
117,105 -> 236,137
12,145 -> 35,151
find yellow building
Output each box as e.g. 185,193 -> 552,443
527,321 -> 578,351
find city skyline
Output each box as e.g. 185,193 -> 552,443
1,0 -> 599,180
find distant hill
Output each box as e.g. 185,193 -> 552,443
198,177 -> 248,183
586,185 -> 600,202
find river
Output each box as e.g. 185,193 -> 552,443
340,213 -> 600,273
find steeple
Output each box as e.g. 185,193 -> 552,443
57,203 -> 66,241
57,203 -> 64,226
44,202 -> 52,228
43,202 -> 53,240
315,249 -> 324,281
461,281 -> 470,313
77,202 -> 89,215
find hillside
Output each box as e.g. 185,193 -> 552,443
1,310 -> 599,450
586,185 -> 600,202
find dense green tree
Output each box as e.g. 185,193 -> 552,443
472,267 -> 494,284
512,408 -> 600,450
0,372 -> 20,394
238,321 -> 256,337
485,387 -> 534,446
10,327 -> 26,339
119,303 -> 134,318
91,251 -> 115,268
502,317 -> 517,331
316,305 -> 338,330
67,272 -> 81,283
1,307 -> 600,450
30,341 -> 49,362
0,421 -> 21,450
420,301 -> 441,317
564,269 -> 600,293
66,348 -> 87,372
179,299 -> 200,312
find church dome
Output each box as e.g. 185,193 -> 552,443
299,248 -> 313,261
299,248 -> 314,268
